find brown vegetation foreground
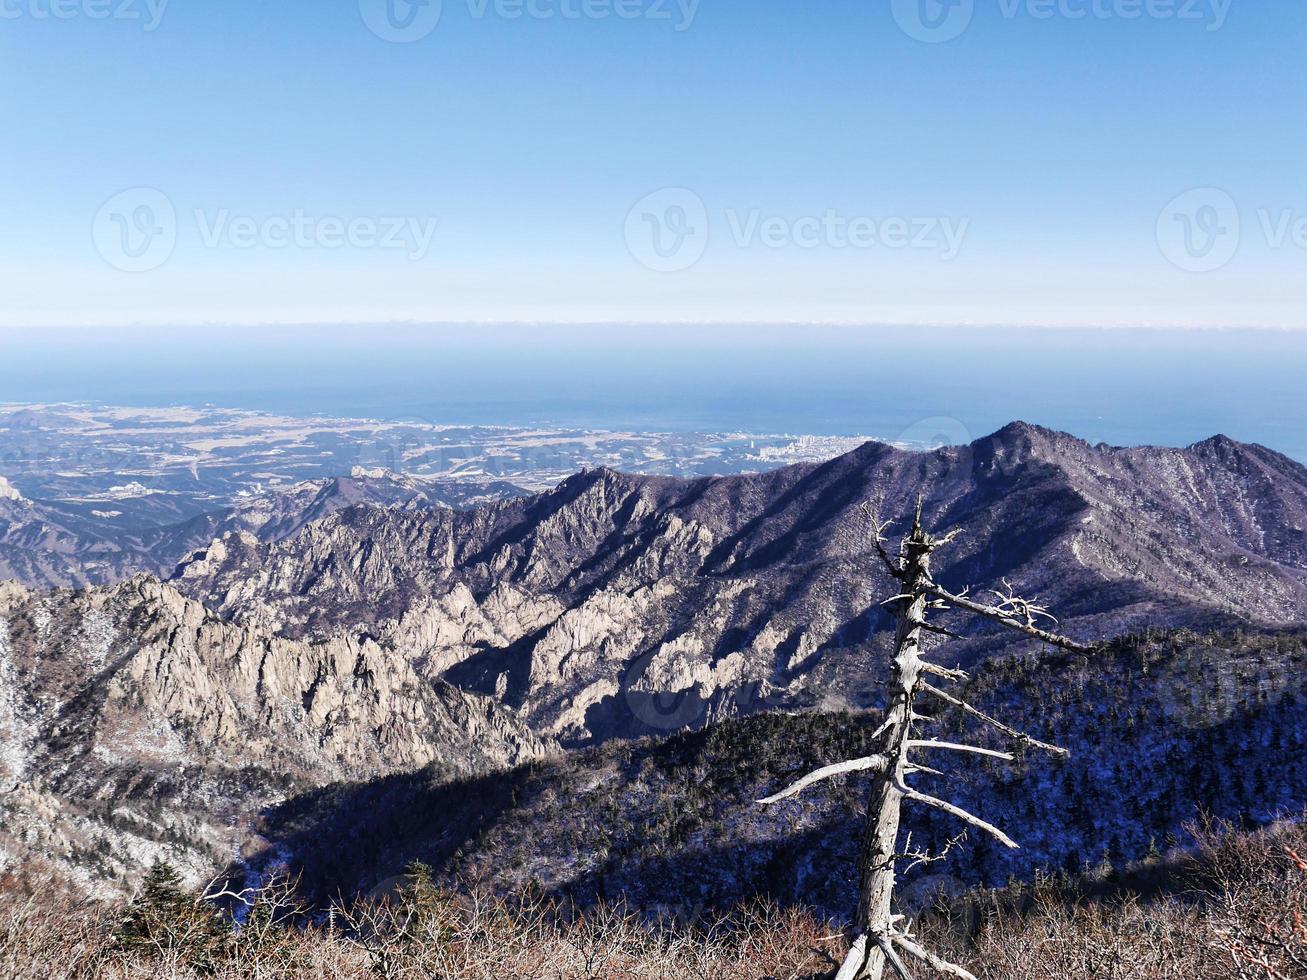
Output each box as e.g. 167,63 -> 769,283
1,819 -> 1304,980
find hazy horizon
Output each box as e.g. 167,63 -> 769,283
4,323 -> 1304,462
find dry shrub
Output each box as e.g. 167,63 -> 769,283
0,865 -> 840,980
337,887 -> 840,980
922,817 -> 1307,979
1,819 -> 1303,980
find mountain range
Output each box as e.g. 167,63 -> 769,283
3,421 -> 1307,899
170,423 -> 1307,747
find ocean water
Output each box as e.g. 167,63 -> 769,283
1,324 -> 1305,463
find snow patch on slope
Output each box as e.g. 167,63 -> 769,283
0,617 -> 33,781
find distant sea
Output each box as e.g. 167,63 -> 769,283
2,324 -> 1304,463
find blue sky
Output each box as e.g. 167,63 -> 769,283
2,0 -> 1304,327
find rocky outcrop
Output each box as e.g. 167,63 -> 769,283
0,577 -> 551,895
171,425 -> 1307,747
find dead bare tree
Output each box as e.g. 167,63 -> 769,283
760,497 -> 1095,980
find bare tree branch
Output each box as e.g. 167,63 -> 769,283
924,583 -> 1094,653
758,756 -> 888,805
896,780 -> 1020,849
907,762 -> 945,778
870,716 -> 895,740
899,830 -> 968,875
921,622 -> 967,641
907,739 -> 1015,762
921,662 -> 970,682
920,681 -> 1070,757
892,933 -> 980,980
931,527 -> 964,548
990,577 -> 1059,627
862,502 -> 906,580
877,934 -> 916,979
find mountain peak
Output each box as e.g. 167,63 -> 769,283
0,475 -> 23,501
983,420 -> 1068,446
1189,433 -> 1242,453
552,465 -> 640,495
350,465 -> 393,480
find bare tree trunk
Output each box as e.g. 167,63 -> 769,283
850,519 -> 932,980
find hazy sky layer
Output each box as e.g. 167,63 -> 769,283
2,0 -> 1304,327
4,324 -> 1306,460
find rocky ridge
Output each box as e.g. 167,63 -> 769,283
0,576 -> 550,895
0,470 -> 528,591
172,424 -> 1307,747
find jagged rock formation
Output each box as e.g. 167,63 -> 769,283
0,577 -> 550,895
142,470 -> 527,573
0,471 -> 527,591
172,424 -> 1307,746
